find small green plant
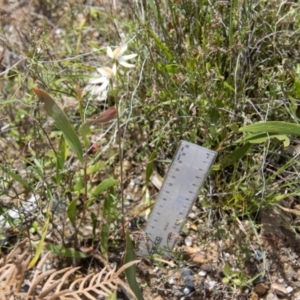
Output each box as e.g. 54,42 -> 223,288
222,262 -> 260,288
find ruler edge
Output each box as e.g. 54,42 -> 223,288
136,140 -> 218,257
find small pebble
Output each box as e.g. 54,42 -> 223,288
55,28 -> 63,35
266,293 -> 277,300
188,212 -> 197,219
271,283 -> 287,296
185,236 -> 193,247
124,200 -> 131,207
286,286 -> 293,293
181,269 -> 195,293
181,269 -> 193,277
206,280 -> 216,290
183,287 -> 192,295
126,194 -> 133,200
198,270 -> 207,277
200,263 -> 212,272
253,250 -> 264,262
254,282 -> 267,295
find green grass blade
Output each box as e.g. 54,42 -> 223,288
144,26 -> 173,61
33,88 -> 83,164
125,231 -> 144,300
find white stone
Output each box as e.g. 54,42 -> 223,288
184,236 -> 193,247
188,212 -> 197,219
206,280 -> 216,290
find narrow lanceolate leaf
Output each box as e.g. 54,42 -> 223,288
216,143 -> 251,170
28,209 -> 50,269
81,107 -> 116,130
236,132 -> 290,146
33,88 -> 83,164
86,178 -> 118,207
67,198 -> 77,227
239,121 -> 300,137
125,231 -> 144,300
89,178 -> 118,200
0,165 -> 30,190
46,244 -> 89,258
56,135 -> 66,184
145,151 -> 156,186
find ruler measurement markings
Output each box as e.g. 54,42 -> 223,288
137,141 -> 217,257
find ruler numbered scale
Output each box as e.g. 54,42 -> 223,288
137,140 -> 217,257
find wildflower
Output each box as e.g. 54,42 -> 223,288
107,44 -> 137,68
85,64 -> 116,99
88,65 -> 116,92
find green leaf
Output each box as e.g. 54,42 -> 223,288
92,178 -> 118,197
216,143 -> 251,170
223,262 -> 231,277
46,244 -> 89,258
0,165 -> 30,190
239,121 -> 300,137
28,206 -> 50,269
103,190 -> 114,221
107,291 -> 117,300
86,178 -> 117,206
222,277 -> 229,284
145,151 -> 156,186
125,231 -> 144,300
79,122 -> 91,147
73,177 -> 84,192
163,64 -> 179,74
91,212 -> 97,239
56,135 -> 66,184
100,224 -> 109,259
236,132 -> 290,146
87,162 -> 106,174
33,88 -> 83,164
67,198 -> 77,227
233,278 -> 242,285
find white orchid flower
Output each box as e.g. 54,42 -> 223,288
88,64 -> 116,92
107,44 -> 137,68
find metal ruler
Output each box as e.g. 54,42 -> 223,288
137,140 -> 217,257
